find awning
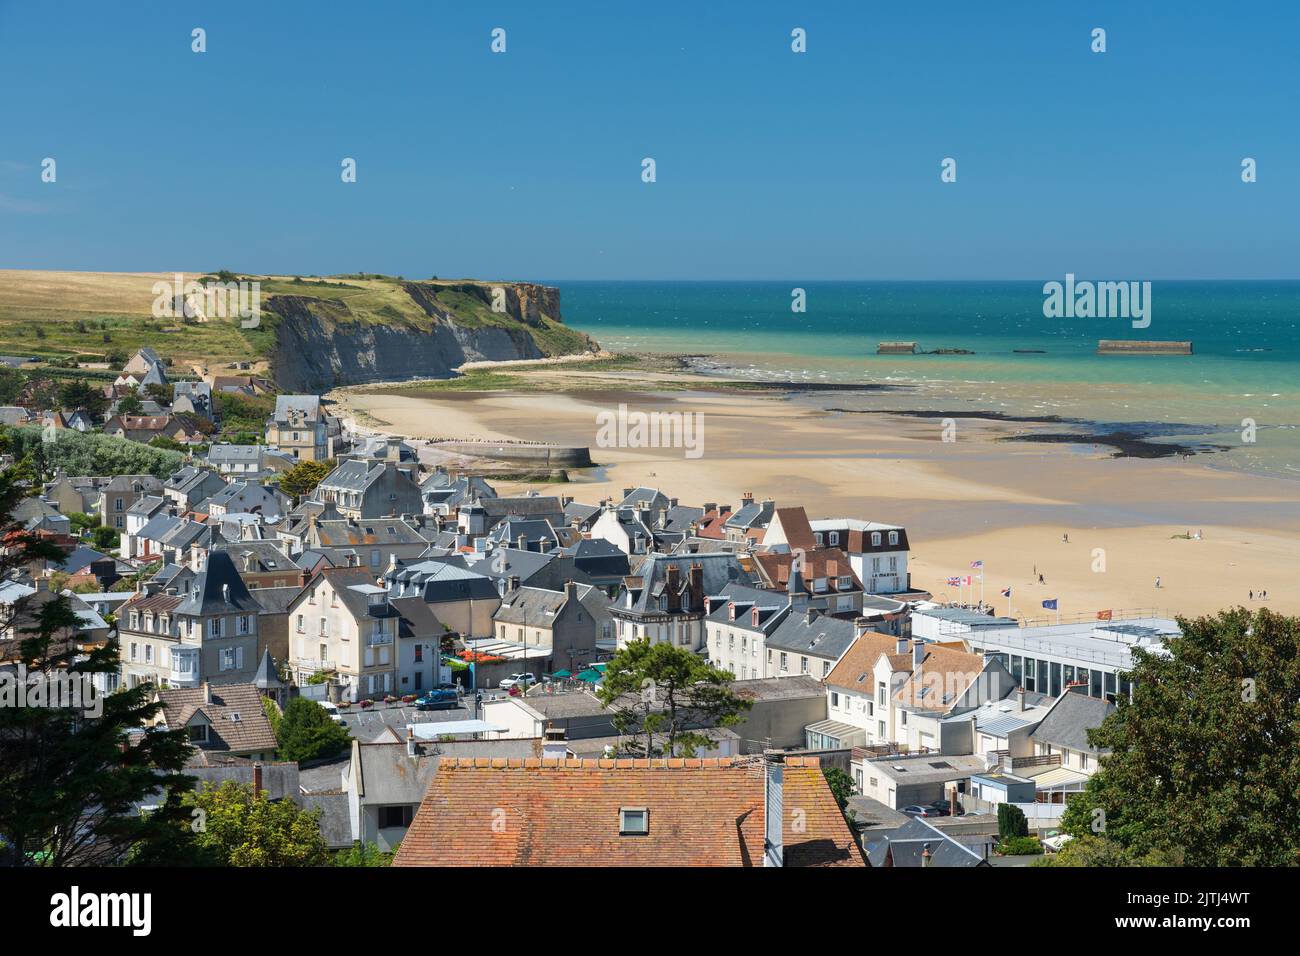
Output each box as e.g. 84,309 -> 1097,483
548,670 -> 572,679
407,721 -> 508,739
575,668 -> 603,684
1026,765 -> 1089,789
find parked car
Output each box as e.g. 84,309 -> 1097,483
415,688 -> 459,711
926,800 -> 953,816
901,805 -> 941,818
499,673 -> 538,690
318,701 -> 347,726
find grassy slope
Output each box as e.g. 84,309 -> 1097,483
0,270 -> 592,368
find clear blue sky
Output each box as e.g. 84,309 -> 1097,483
1,1 -> 1296,280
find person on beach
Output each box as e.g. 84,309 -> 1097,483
1038,573 -> 1045,584
1250,590 -> 1254,600
1062,533 -> 1069,543
1155,576 -> 1161,589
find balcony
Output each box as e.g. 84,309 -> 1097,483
294,658 -> 336,674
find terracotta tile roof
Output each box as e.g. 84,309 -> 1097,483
826,632 -> 905,691
893,644 -> 989,713
392,756 -> 863,868
755,547 -> 862,592
770,506 -> 817,552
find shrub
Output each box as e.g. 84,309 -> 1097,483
999,835 -> 1043,856
997,803 -> 1029,841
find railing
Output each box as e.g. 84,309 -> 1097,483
294,658 -> 335,673
1012,753 -> 1062,770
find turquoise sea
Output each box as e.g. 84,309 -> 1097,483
554,281 -> 1300,479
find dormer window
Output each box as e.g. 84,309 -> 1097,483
888,531 -> 899,546
838,575 -> 853,590
813,532 -> 823,546
828,532 -> 839,545
619,807 -> 648,835
871,532 -> 882,547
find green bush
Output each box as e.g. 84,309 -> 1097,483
999,835 -> 1043,855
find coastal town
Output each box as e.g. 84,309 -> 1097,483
2,343 -> 1271,871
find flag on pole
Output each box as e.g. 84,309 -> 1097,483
1042,599 -> 1058,610
1097,609 -> 1113,621
946,576 -> 962,587
970,560 -> 984,569
1000,587 -> 1012,597
961,575 -> 973,586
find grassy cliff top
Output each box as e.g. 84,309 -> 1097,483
0,270 -> 589,368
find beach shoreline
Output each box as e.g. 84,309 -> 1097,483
326,356 -> 1299,620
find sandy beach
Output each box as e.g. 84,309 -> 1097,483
328,365 -> 1300,620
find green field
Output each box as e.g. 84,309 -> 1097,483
0,270 -> 594,372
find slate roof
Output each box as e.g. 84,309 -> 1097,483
864,816 -> 988,867
271,394 -> 322,424
480,496 -> 564,520
386,559 -> 499,604
174,550 -> 264,615
1029,691 -> 1115,754
893,644 -> 991,713
620,552 -> 752,615
765,608 -> 858,660
392,756 -> 863,868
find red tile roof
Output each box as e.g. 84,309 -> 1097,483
392,755 -> 864,867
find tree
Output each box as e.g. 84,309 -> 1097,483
597,638 -> 752,757
184,781 -> 328,866
57,378 -> 108,419
822,767 -> 854,810
279,458 -> 333,499
276,697 -> 351,763
998,803 -> 1028,841
5,425 -> 183,478
116,389 -> 144,417
90,525 -> 120,551
143,382 -> 171,405
0,447 -> 196,865
1059,607 -> 1300,866
334,841 -> 393,867
261,697 -> 282,736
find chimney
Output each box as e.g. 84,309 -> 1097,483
896,635 -> 909,655
687,563 -> 704,612
912,640 -> 926,672
251,762 -> 263,798
543,724 -> 568,761
665,564 -> 682,613
622,487 -> 634,499
921,843 -> 932,868
805,607 -> 819,625
703,502 -> 716,514
406,726 -> 417,757
507,575 -> 520,592
203,681 -> 213,704
563,579 -> 577,603
517,534 -> 528,551
669,498 -> 678,509
741,491 -> 754,506
1018,686 -> 1026,712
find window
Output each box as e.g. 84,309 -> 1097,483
871,532 -> 882,547
828,531 -> 839,545
414,644 -> 423,662
1080,752 -> 1089,771
900,711 -> 908,726
130,642 -> 138,661
779,652 -> 787,671
813,533 -> 823,546
800,656 -> 809,674
238,615 -> 250,634
209,617 -> 223,638
619,807 -> 648,835
822,661 -> 830,678
188,724 -> 208,743
378,805 -> 414,829
296,614 -> 304,633
831,692 -> 840,708
144,645 -> 152,663
888,531 -> 899,546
